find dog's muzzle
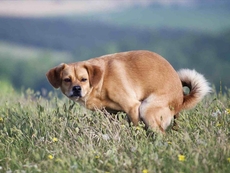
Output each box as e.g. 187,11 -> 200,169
70,85 -> 82,98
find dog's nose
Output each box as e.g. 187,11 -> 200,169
73,85 -> 81,91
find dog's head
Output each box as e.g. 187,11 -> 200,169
46,62 -> 103,101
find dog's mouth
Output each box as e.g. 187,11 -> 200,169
68,92 -> 82,100
68,95 -> 80,102
69,93 -> 81,98
69,95 -> 79,98
65,89 -> 85,101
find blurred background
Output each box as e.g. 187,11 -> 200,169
0,0 -> 230,95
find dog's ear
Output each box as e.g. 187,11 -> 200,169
84,62 -> 103,87
46,63 -> 67,89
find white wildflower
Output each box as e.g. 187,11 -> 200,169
102,134 -> 110,141
211,109 -> 221,118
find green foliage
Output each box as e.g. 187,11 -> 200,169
0,80 -> 14,94
0,89 -> 229,172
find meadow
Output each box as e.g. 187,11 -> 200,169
0,83 -> 229,173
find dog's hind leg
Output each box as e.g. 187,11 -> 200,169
139,95 -> 174,133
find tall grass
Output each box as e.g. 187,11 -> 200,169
0,85 -> 229,172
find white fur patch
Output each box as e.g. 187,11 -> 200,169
139,94 -> 166,119
139,94 -> 156,119
139,94 -> 173,130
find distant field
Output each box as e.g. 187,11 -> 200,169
1,1 -> 229,33
74,6 -> 230,33
0,1 -> 120,17
0,85 -> 229,172
0,41 -> 72,61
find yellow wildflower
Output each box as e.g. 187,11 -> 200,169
227,158 -> 230,162
226,109 -> 230,114
167,141 -> 172,144
53,137 -> 58,142
136,127 -> 140,130
142,169 -> 148,173
95,156 -> 99,159
178,155 -> 185,161
0,117 -> 3,122
216,123 -> 222,127
48,155 -> 54,159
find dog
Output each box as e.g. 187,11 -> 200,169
46,50 -> 211,133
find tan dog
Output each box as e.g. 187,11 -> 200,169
46,50 -> 210,133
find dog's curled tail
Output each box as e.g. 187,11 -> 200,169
177,69 -> 212,110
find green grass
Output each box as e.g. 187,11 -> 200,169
0,85 -> 230,173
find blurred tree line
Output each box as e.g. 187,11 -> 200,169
0,17 -> 229,93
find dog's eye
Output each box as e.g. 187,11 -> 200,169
81,78 -> 87,82
64,78 -> 71,82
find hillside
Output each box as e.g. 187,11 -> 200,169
0,17 -> 145,52
1,0 -> 230,92
76,4 -> 230,33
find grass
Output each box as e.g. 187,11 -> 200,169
0,85 -> 230,173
